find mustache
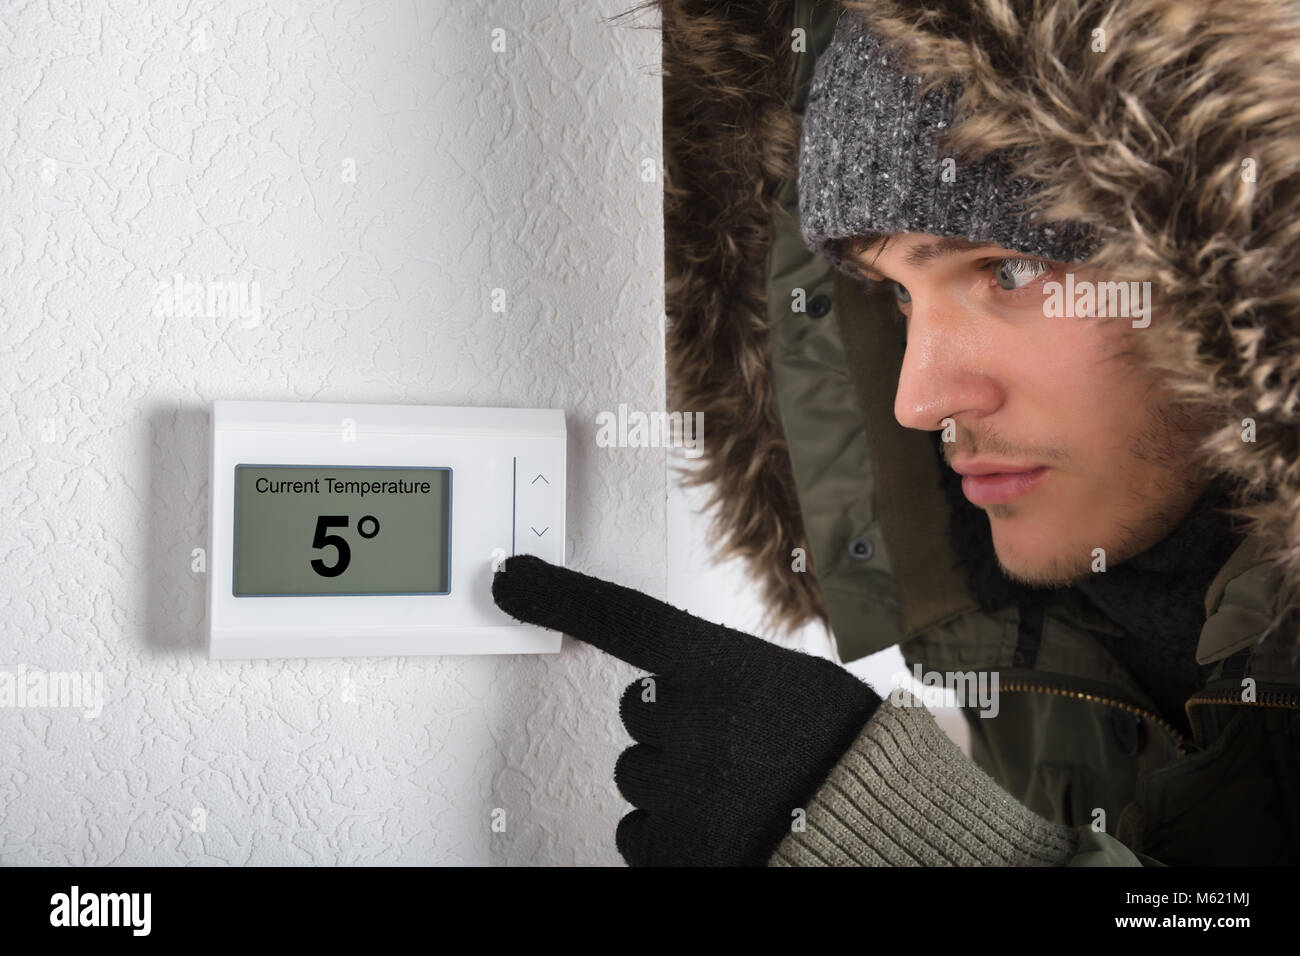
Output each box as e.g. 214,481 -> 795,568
941,429 -> 1063,467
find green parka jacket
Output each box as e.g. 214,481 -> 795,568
654,0 -> 1300,865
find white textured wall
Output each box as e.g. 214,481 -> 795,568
1,1 -> 664,865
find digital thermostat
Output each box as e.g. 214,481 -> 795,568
208,400 -> 565,659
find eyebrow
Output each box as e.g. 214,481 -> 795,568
852,235 -> 995,275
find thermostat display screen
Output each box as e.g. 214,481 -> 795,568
233,465 -> 451,596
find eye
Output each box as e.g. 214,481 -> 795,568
890,281 -> 911,304
994,258 -> 1050,290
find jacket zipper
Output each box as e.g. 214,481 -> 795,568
1000,680 -> 1300,758
1183,687 -> 1300,749
999,679 -> 1195,757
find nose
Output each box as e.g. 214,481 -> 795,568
892,292 -> 1002,432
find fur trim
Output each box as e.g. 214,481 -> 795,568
655,0 -> 830,633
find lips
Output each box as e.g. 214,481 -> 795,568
959,467 -> 1049,506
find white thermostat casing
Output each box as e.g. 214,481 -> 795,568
207,400 -> 565,660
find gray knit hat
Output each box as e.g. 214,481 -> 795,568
798,10 -> 1100,271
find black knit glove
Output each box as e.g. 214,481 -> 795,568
491,553 -> 882,866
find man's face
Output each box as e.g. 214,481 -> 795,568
846,232 -> 1211,588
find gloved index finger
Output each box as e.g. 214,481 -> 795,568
491,553 -> 724,673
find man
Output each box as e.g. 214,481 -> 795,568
493,0 -> 1300,865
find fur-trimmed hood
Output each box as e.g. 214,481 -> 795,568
655,0 -> 1300,653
